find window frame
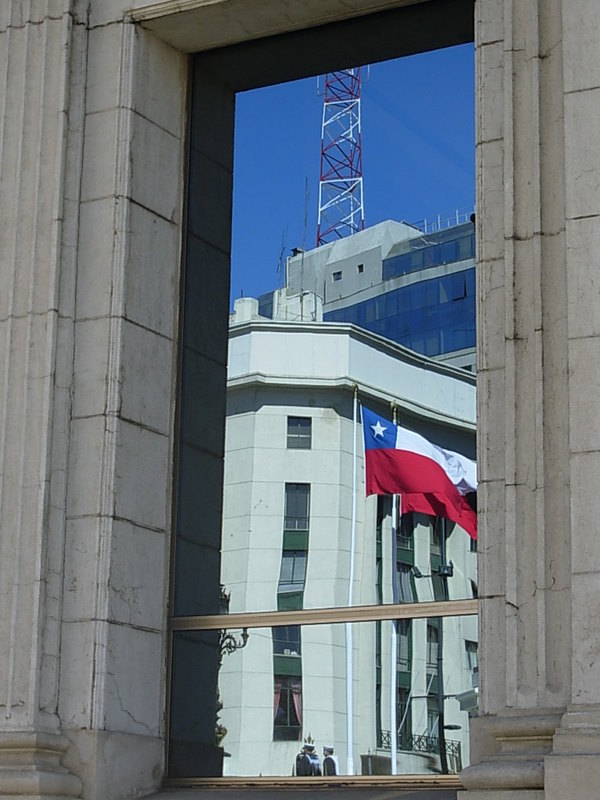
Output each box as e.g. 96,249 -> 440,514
284,483 -> 310,531
273,675 -> 303,741
166,0 -> 477,786
278,549 -> 308,593
287,416 -> 312,449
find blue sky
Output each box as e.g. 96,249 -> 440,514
230,43 -> 475,306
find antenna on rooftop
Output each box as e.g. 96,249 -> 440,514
316,68 -> 365,247
277,230 -> 286,288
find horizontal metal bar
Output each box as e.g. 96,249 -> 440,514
164,774 -> 463,789
170,598 -> 478,631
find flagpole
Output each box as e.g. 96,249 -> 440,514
390,403 -> 400,775
390,493 -> 398,775
345,386 -> 358,775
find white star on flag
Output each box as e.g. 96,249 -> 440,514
371,420 -> 387,439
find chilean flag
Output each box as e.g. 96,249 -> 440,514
362,406 -> 478,539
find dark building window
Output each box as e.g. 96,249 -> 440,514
430,519 -> 442,557
272,625 -> 302,656
427,696 -> 439,738
284,483 -> 310,530
465,640 -> 478,671
278,550 -> 307,594
258,292 -> 274,319
397,512 -> 414,551
397,618 -> 411,672
287,417 -> 311,449
397,687 -> 412,748
426,623 -> 439,675
273,676 -> 302,740
357,263 -> 364,273
396,562 -> 415,603
332,270 -> 342,281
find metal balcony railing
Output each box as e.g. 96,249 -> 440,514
377,730 -> 462,774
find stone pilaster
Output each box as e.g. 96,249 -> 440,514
464,0 -> 600,796
0,1 -> 186,797
543,0 -> 600,789
462,0 -> 571,795
0,2 -> 85,796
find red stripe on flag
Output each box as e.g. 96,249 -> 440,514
365,448 -> 477,539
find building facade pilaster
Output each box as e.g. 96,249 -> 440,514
0,2 -> 86,796
0,2 -> 187,797
462,0 -> 600,796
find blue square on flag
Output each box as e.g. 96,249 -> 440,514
362,407 -> 396,450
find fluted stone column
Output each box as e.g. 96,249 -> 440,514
0,2 -> 85,796
0,2 -> 186,798
462,1 -> 600,797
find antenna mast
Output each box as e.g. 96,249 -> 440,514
316,68 -> 365,247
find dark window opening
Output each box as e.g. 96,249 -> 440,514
396,562 -> 416,603
284,483 -> 310,530
426,622 -> 439,675
287,416 -> 312,449
273,625 -> 302,656
274,676 -> 302,740
465,639 -> 478,671
397,618 -> 411,672
278,550 -> 307,594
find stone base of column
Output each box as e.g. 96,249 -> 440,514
0,731 -> 82,799
62,728 -> 164,800
544,704 -> 600,800
459,709 -> 563,797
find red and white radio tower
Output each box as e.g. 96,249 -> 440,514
316,68 -> 365,247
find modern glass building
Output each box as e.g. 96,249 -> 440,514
279,218 -> 476,370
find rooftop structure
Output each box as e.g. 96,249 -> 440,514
260,218 -> 476,371
316,69 -> 365,246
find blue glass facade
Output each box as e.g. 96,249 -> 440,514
383,230 -> 475,281
324,268 -> 475,358
258,293 -> 274,319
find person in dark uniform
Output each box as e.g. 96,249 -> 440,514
296,742 -> 322,776
322,745 -> 339,776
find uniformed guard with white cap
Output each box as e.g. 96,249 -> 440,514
296,742 -> 322,776
322,746 -> 339,776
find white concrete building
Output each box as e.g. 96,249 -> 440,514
218,301 -> 477,776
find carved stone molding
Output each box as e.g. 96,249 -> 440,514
460,711 -> 563,791
0,731 -> 81,798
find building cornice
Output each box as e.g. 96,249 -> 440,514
227,371 -> 476,432
228,319 -> 476,384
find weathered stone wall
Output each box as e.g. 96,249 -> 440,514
0,2 -> 186,797
462,1 -> 600,797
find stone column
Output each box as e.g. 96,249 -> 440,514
544,0 -> 600,795
462,0 -> 600,797
0,2 -> 187,798
56,8 -> 186,800
0,2 -> 84,797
